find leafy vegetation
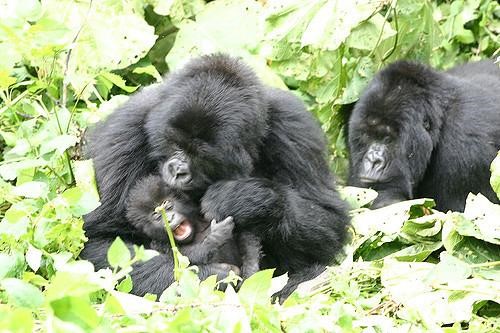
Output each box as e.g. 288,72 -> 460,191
0,0 -> 499,332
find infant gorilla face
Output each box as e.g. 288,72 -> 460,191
126,174 -> 241,273
125,174 -> 209,245
153,198 -> 195,244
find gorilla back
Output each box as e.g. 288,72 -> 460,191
348,60 -> 500,211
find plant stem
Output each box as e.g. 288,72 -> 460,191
158,207 -> 180,281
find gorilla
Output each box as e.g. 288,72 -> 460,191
126,175 -> 261,280
348,60 -> 500,212
81,53 -> 349,300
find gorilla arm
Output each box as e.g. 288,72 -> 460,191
200,178 -> 348,271
202,88 -> 348,269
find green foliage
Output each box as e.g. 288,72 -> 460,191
0,0 -> 499,331
491,152 -> 500,199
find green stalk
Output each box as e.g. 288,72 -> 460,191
157,207 -> 180,281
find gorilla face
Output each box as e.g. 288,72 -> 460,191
145,55 -> 269,194
125,175 -> 206,244
348,61 -> 443,207
158,198 -> 197,244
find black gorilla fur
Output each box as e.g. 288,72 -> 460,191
348,60 -> 500,212
81,54 -> 349,299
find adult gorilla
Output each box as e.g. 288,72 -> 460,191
81,54 -> 349,299
348,60 -> 500,211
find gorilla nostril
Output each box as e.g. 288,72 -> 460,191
164,158 -> 188,177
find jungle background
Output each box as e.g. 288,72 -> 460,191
0,0 -> 499,332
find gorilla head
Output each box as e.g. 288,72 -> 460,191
348,61 -> 450,207
125,174 -> 201,244
348,60 -> 500,211
145,55 -> 269,194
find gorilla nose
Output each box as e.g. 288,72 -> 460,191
359,143 -> 388,183
366,149 -> 385,168
164,158 -> 191,185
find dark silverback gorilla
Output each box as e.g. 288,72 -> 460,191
348,60 -> 500,212
81,54 -> 349,300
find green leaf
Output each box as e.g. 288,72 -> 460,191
98,72 -> 138,93
39,134 -> 78,156
102,294 -> 125,315
107,237 -> 131,269
251,305 -> 281,332
132,64 -> 162,82
37,0 -> 157,99
110,291 -> 156,314
0,252 -> 25,279
401,212 -> 446,242
490,152 -> 500,199
44,268 -> 103,301
346,13 -> 396,51
14,0 -> 43,21
73,159 -> 101,208
0,205 -> 31,239
351,198 -> 435,237
0,43 -> 23,72
61,186 -> 101,217
25,245 -> 43,273
116,275 -> 133,293
442,216 -> 500,281
133,245 -> 159,263
50,296 -> 100,330
166,0 -> 263,68
0,70 -> 17,89
238,269 -> 274,311
461,194 -> 500,245
266,0 -> 381,51
12,181 -> 49,199
0,308 -> 34,333
390,241 -> 443,262
0,278 -> 44,310
177,268 -> 201,300
338,186 -> 378,209
337,57 -> 376,104
0,159 -> 48,181
426,252 -> 472,284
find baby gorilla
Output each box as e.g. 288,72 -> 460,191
126,175 -> 261,279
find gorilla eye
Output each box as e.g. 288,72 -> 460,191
160,199 -> 173,211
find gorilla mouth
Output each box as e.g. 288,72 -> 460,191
173,219 -> 193,241
359,176 -> 379,184
359,175 -> 391,184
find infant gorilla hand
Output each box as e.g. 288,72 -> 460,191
206,216 -> 235,246
201,179 -> 283,228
